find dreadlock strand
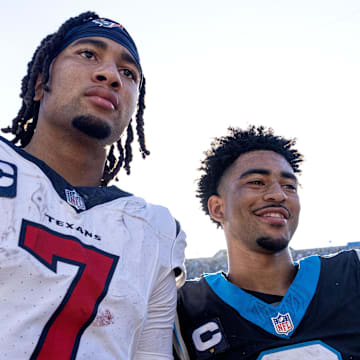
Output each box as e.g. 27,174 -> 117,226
124,121 -> 134,175
101,138 -> 125,186
102,144 -> 115,186
107,144 -> 116,167
111,138 -> 126,182
115,137 -> 125,174
20,117 -> 37,147
135,77 -> 150,158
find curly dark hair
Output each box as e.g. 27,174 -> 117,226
197,125 -> 303,227
1,11 -> 149,186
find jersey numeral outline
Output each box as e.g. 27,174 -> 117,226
257,340 -> 342,359
19,220 -> 119,360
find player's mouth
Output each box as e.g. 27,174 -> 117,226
85,87 -> 119,111
253,206 -> 289,225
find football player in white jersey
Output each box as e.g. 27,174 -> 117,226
0,11 -> 186,359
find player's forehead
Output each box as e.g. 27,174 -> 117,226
220,150 -> 295,188
233,150 -> 293,174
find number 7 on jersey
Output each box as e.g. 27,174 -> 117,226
19,220 -> 119,360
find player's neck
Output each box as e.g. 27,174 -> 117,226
226,244 -> 296,296
24,127 -> 106,187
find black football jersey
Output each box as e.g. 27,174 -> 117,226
174,251 -> 360,359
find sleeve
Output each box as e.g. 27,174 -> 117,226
133,204 -> 187,359
171,220 -> 187,289
145,204 -> 187,288
173,312 -> 191,360
134,271 -> 178,360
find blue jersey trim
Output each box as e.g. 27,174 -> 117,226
205,256 -> 321,339
256,340 -> 342,359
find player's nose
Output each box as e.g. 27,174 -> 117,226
93,61 -> 122,90
263,182 -> 287,202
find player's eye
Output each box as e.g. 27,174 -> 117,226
248,180 -> 264,186
79,50 -> 96,60
121,68 -> 137,81
283,183 -> 297,192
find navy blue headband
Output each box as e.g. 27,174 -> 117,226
53,18 -> 141,71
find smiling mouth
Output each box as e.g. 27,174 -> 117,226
253,207 -> 290,226
254,207 -> 289,218
262,212 -> 285,218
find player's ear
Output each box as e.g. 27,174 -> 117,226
33,73 -> 44,101
208,194 -> 225,225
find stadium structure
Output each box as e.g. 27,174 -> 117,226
185,242 -> 360,279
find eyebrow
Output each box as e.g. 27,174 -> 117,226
240,168 -> 298,182
70,38 -> 141,74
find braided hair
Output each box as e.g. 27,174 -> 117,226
2,11 -> 150,186
197,125 -> 303,227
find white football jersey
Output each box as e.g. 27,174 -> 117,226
0,136 -> 186,359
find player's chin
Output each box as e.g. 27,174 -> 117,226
256,235 -> 290,253
72,115 -> 112,140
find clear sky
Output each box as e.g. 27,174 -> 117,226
1,0 -> 360,258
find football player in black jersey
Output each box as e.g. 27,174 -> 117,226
174,126 -> 360,359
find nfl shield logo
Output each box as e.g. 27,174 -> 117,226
271,312 -> 294,336
65,189 -> 86,210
